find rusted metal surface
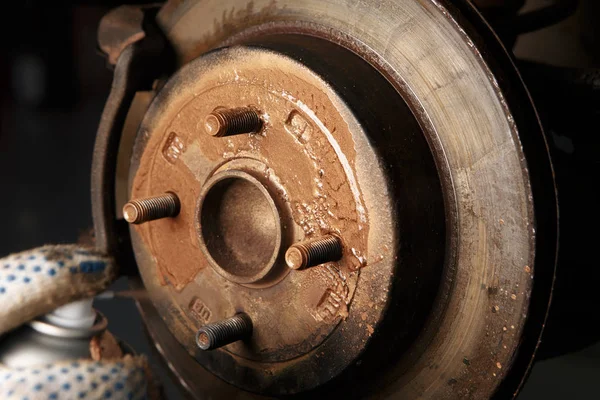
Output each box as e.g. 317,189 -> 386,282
442,3 -> 558,397
98,5 -> 146,66
115,91 -> 156,221
128,48 -> 376,287
146,0 -> 553,398
91,0 -> 557,398
125,28 -> 448,394
92,6 -> 174,271
127,47 -> 415,393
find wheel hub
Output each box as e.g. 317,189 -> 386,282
127,46 -> 439,392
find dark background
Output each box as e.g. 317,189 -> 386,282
0,1 -> 598,399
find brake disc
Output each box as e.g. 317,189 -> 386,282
93,0 -> 557,398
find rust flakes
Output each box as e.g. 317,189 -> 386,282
313,264 -> 352,322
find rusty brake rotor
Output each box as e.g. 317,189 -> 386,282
127,44 -> 439,392
93,0 -> 557,399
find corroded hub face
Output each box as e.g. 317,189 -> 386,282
127,44 -> 430,394
130,45 -> 379,360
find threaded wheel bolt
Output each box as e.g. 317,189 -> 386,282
123,192 -> 180,224
196,313 -> 253,350
204,106 -> 263,137
285,234 -> 343,270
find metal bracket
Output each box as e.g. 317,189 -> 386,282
91,5 -> 175,273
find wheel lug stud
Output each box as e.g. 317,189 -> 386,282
204,106 -> 263,137
196,313 -> 253,350
123,192 -> 180,224
285,234 -> 343,270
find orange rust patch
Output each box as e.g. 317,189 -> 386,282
130,49 -> 369,292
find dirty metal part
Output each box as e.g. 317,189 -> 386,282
430,3 -> 558,398
98,5 -> 146,65
195,313 -> 253,351
196,170 -> 282,285
285,234 -> 343,270
128,44 -> 424,393
123,192 -> 180,224
204,107 -> 263,137
92,4 -> 175,279
130,277 -> 250,399
92,0 -> 558,399
115,91 -> 156,220
129,45 -> 395,375
148,0 -> 555,397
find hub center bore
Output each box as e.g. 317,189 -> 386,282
197,170 -> 282,285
